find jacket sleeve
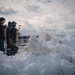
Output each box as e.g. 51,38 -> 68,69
0,25 -> 6,30
3,25 -> 6,29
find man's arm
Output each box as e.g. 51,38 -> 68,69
3,25 -> 7,29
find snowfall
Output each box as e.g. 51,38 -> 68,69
0,34 -> 75,75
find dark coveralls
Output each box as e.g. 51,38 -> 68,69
9,26 -> 18,55
6,26 -> 12,48
0,23 -> 6,51
10,26 -> 17,45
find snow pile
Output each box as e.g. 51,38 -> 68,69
24,35 -> 49,55
0,34 -> 75,75
0,52 -> 18,75
65,35 -> 75,47
39,33 -> 52,43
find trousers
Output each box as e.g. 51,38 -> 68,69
0,38 -> 4,51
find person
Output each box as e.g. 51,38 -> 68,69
0,17 -> 7,52
6,21 -> 12,49
9,21 -> 18,55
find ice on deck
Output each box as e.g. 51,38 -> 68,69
0,34 -> 75,75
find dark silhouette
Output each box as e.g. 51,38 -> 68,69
7,21 -> 18,55
10,21 -> 17,45
6,21 -> 12,48
0,17 -> 6,52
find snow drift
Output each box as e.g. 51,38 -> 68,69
0,34 -> 75,75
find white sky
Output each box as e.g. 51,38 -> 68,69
0,0 -> 75,35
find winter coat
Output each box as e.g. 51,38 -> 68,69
10,27 -> 17,42
0,23 -> 6,39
